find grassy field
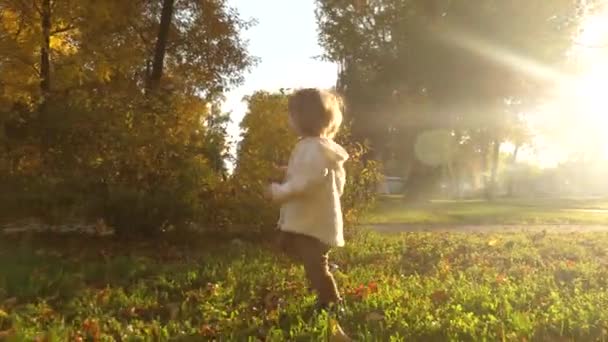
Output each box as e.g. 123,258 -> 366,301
366,197 -> 608,225
2,227 -> 608,340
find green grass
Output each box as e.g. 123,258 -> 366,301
2,230 -> 608,340
367,197 -> 608,225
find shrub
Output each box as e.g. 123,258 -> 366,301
1,94 -> 226,236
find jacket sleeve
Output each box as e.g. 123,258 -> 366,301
271,144 -> 328,203
335,167 -> 346,197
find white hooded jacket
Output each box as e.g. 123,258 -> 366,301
271,137 -> 349,247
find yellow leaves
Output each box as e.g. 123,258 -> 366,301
0,8 -> 22,35
50,32 -> 79,56
235,91 -> 296,182
96,63 -> 113,83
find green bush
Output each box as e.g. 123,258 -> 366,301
337,131 -> 381,225
1,94 -> 226,235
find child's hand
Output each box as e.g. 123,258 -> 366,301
268,164 -> 288,183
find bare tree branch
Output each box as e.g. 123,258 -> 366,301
50,24 -> 75,35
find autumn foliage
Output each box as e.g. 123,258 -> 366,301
0,1 -> 379,235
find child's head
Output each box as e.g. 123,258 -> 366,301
287,88 -> 343,139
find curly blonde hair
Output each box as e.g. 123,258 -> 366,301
287,88 -> 343,139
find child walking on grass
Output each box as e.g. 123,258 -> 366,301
266,88 -> 349,313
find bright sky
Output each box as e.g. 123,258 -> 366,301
223,0 -> 337,146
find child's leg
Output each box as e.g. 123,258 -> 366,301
277,231 -> 341,305
276,230 -> 301,262
299,237 -> 341,306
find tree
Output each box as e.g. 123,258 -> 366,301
148,0 -> 175,92
201,103 -> 232,179
316,0 -> 587,200
234,91 -> 296,185
0,0 -> 256,232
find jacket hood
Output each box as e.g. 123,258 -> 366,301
318,138 -> 349,166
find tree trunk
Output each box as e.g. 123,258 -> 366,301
487,139 -> 501,199
40,0 -> 51,105
148,0 -> 175,91
402,157 -> 442,202
507,144 -> 520,197
39,0 -> 52,159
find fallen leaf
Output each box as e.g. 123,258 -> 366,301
82,318 -> 100,340
199,324 -> 216,336
495,273 -> 508,284
431,290 -> 449,304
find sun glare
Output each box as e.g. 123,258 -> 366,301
578,13 -> 608,49
573,69 -> 608,117
551,7 -> 608,160
437,6 -> 608,165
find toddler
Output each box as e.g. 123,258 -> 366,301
266,88 -> 349,312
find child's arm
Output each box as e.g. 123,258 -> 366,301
270,145 -> 327,203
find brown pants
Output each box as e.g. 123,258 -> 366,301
277,231 -> 341,305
